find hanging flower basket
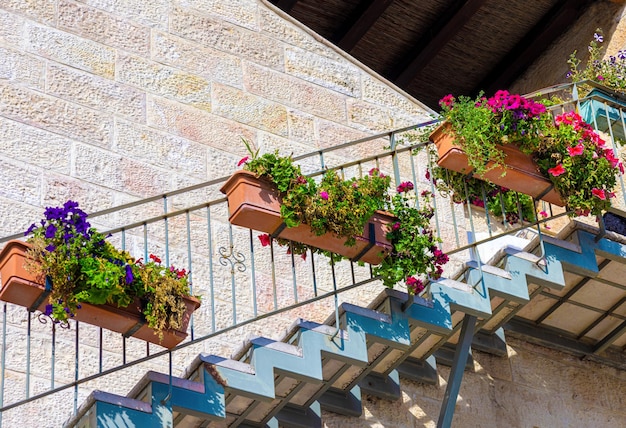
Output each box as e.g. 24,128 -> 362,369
220,170 -> 393,264
0,240 -> 200,349
430,123 -> 564,206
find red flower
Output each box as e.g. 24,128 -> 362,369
237,156 -> 250,167
547,164 -> 566,176
566,143 -> 584,156
396,181 -> 414,193
258,233 -> 271,247
439,94 -> 455,107
149,254 -> 161,264
592,188 -> 606,200
406,276 -> 425,294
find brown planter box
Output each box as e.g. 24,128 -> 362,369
0,240 -> 200,349
220,170 -> 394,264
430,123 -> 564,206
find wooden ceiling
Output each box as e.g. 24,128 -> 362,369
268,0 -> 596,109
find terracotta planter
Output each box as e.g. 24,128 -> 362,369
430,123 -> 564,206
0,240 -> 200,349
0,241 -> 48,312
220,170 -> 394,264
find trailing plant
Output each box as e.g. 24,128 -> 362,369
239,141 -> 448,295
567,29 -> 626,94
24,200 -> 193,339
436,90 -> 623,216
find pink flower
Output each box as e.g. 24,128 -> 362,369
258,233 -> 271,247
301,252 -> 307,261
539,211 -> 548,218
425,169 -> 430,180
297,176 -> 308,185
592,188 -> 606,200
439,94 -> 455,107
319,191 -> 329,200
369,167 -> 379,176
237,156 -> 250,167
396,181 -> 414,193
566,143 -> 584,156
620,162 -> 624,174
392,222 -> 401,231
548,164 -> 566,176
597,75 -> 605,81
406,276 -> 425,294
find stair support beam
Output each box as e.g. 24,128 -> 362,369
437,314 -> 477,428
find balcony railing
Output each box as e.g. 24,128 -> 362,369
0,82 -> 624,426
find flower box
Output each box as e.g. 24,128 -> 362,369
220,170 -> 393,264
430,123 -> 564,206
0,240 -> 200,349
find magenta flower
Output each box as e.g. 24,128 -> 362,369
592,188 -> 606,200
566,143 -> 584,156
319,191 -> 329,200
548,164 -> 566,176
406,276 -> 425,294
539,211 -> 548,218
392,222 -> 401,231
237,156 -> 250,167
396,181 -> 414,193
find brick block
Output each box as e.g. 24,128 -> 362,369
0,81 -> 112,147
285,47 -> 361,97
245,63 -> 347,122
118,53 -> 212,110
47,64 -> 145,121
146,95 -> 255,156
0,117 -> 71,173
362,74 -> 433,120
152,31 -> 243,88
115,120 -> 207,178
171,7 -> 282,70
347,99 -> 395,132
0,160 -> 41,206
182,0 -> 259,31
81,0 -> 169,29
212,83 -> 288,137
74,143 -> 172,197
0,46 -> 45,90
287,110 -> 315,143
1,0 -> 55,25
58,0 -> 150,55
0,10 -> 25,47
42,174 -> 118,214
25,22 -> 115,78
259,7 -> 341,60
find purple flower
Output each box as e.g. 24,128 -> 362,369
619,50 -> 626,60
319,191 -> 329,200
44,304 -> 53,316
45,244 -> 56,252
44,224 -> 57,239
594,32 -> 603,43
24,223 -> 37,236
125,264 -> 134,284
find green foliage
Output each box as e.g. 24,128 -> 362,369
25,201 -> 192,340
239,141 -> 448,295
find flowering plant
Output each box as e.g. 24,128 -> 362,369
437,91 -> 623,216
428,166 -> 536,224
239,141 -> 448,295
567,29 -> 626,94
24,200 -> 193,339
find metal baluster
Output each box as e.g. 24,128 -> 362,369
185,211 -> 194,340
249,229 -> 258,318
207,207 -> 216,333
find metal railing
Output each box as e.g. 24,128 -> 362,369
0,82 -> 624,426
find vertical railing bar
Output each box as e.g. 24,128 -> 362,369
163,196 -> 170,268
26,312 -> 31,399
50,323 -> 55,390
290,242 -> 298,304
602,100 -> 626,207
249,229 -> 258,318
429,156 -> 444,249
185,211 -> 194,340
481,183 -> 493,237
228,225 -> 237,325
74,323 -> 79,415
0,303 -> 6,427
270,239 -> 278,311
390,132 -> 401,188
330,257 -> 341,340
310,249 -> 318,297
619,105 -> 626,205
99,328 -> 103,373
142,223 -> 148,359
118,228 -> 125,370
206,207 -> 216,332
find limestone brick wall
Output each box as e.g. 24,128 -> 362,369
323,336 -> 626,427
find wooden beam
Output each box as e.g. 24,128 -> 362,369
478,0 -> 594,95
394,0 -> 488,87
334,0 -> 395,51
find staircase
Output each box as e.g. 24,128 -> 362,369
65,222 -> 626,428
